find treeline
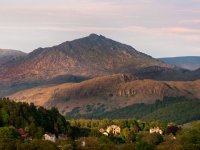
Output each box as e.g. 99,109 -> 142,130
0,97 -> 70,137
66,97 -> 200,124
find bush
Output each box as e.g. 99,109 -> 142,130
0,127 -> 19,139
142,133 -> 164,145
17,139 -> 59,150
179,121 -> 200,150
136,140 -> 155,150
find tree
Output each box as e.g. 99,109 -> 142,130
121,128 -> 136,143
166,125 -> 181,136
136,140 -> 155,150
142,133 -> 163,145
179,121 -> 200,150
0,127 -> 19,139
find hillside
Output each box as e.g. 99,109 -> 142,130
9,74 -> 200,116
159,56 -> 200,71
66,97 -> 200,124
0,49 -> 26,66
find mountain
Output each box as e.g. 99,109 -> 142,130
9,74 -> 200,115
0,49 -> 26,66
1,34 -> 172,83
0,34 -> 176,96
159,56 -> 200,71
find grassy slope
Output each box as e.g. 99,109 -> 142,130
142,100 -> 200,124
66,97 -> 200,124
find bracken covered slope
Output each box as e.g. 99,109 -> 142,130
9,74 -> 200,115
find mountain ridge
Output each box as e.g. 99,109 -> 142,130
9,74 -> 200,115
160,56 -> 200,71
0,49 -> 26,67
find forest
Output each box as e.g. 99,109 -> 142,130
66,97 -> 200,124
0,98 -> 199,150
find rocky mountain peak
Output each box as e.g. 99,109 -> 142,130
0,34 -> 175,90
88,33 -> 105,39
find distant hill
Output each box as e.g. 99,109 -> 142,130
0,49 -> 26,66
9,74 -> 200,116
66,97 -> 200,124
159,56 -> 200,71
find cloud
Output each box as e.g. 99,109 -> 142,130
0,1 -> 125,14
179,19 -> 200,24
1,24 -> 200,34
120,26 -> 200,35
0,0 -> 200,57
177,9 -> 200,13
159,27 -> 200,33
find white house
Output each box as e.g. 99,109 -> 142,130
99,125 -> 121,136
99,128 -> 109,136
102,132 -> 109,136
44,133 -> 56,142
150,127 -> 163,135
106,125 -> 121,135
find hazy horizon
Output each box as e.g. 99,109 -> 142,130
0,0 -> 200,57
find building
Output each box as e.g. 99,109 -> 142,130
150,127 -> 163,135
44,133 -> 56,142
99,125 -> 121,136
102,132 -> 109,136
106,125 -> 121,135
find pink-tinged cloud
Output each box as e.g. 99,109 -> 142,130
120,26 -> 200,34
0,1 -> 127,15
0,0 -> 200,57
159,27 -> 200,33
177,9 -> 200,13
1,25 -> 199,35
179,20 -> 200,24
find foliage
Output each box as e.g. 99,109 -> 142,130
18,139 -> 59,150
0,139 -> 59,150
136,140 -> 155,150
0,97 -> 199,149
0,126 -> 19,139
0,98 -> 70,137
166,124 -> 181,135
66,97 -> 200,124
142,133 -> 164,145
179,121 -> 200,150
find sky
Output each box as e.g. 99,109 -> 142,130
0,0 -> 200,57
